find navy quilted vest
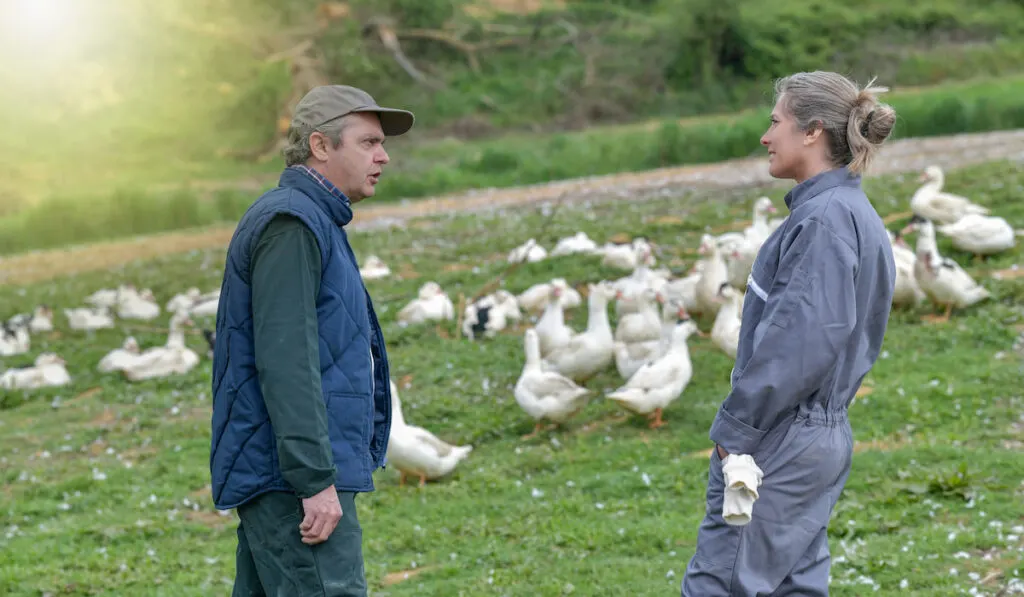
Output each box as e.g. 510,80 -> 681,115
209,167 -> 392,510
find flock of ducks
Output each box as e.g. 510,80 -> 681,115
1,165 -> 1017,488
1,285 -> 214,390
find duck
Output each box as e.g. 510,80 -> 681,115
605,319 -> 698,429
542,281 -> 617,382
614,294 -> 688,379
743,196 -> 778,247
614,287 -> 662,345
0,353 -> 71,390
910,165 -> 990,225
84,284 -> 136,309
600,238 -> 653,271
611,247 -> 669,315
888,229 -> 926,308
385,380 -> 473,487
462,290 -> 520,340
166,288 -> 202,313
692,234 -> 729,318
660,260 -> 705,315
516,278 -> 582,314
935,213 -> 1016,261
710,284 -> 743,359
550,231 -> 600,257
98,337 -> 142,372
121,311 -> 201,381
904,217 -> 990,322
7,305 -> 54,334
0,321 -> 30,356
396,281 -> 455,325
534,284 -> 575,357
508,238 -> 548,264
117,289 -> 161,321
359,255 -> 392,280
514,328 -> 592,438
65,306 -> 115,331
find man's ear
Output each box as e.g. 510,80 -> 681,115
309,132 -> 330,161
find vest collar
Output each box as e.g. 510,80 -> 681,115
784,166 -> 861,211
279,166 -> 354,227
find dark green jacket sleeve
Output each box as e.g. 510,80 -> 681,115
250,214 -> 336,498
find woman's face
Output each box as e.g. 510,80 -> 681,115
760,95 -> 823,183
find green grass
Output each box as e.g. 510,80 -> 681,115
4,74 -> 1024,258
1,160 -> 1023,595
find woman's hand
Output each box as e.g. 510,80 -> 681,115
716,444 -> 730,460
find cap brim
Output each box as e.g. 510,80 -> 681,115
355,107 -> 415,136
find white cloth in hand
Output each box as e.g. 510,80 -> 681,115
721,453 -> 763,526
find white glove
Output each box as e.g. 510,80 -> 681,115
721,453 -> 763,526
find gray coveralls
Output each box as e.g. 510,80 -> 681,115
682,167 -> 896,596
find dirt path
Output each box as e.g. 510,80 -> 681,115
3,129 -> 1023,286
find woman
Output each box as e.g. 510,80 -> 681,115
681,71 -> 898,596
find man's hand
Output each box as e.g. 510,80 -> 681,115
299,485 -> 342,545
716,444 -> 729,460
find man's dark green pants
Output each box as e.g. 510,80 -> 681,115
231,490 -> 366,596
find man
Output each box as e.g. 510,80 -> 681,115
209,85 -> 414,596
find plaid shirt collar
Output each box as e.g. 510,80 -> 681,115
288,165 -> 350,205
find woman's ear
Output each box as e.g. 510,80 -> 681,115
802,120 -> 824,146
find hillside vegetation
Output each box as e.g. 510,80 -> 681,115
2,0 -> 1024,249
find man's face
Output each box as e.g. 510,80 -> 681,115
310,112 -> 390,203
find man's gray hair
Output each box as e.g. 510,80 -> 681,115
282,115 -> 352,166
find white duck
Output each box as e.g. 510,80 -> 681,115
693,234 -> 729,318
660,260 -> 705,315
65,306 -> 115,331
516,278 -> 581,314
889,229 -> 925,308
614,287 -> 662,345
936,213 -> 1016,261
612,247 -> 669,315
743,196 -> 779,247
360,255 -> 392,280
514,328 -> 592,438
0,353 -> 71,390
98,336 -> 142,373
188,297 -> 220,318
385,380 -> 473,487
710,284 -> 743,359
84,284 -> 136,309
0,322 -> 30,356
600,238 -> 653,270
121,311 -> 201,381
605,319 -> 698,429
397,281 -> 455,325
904,218 -> 990,322
508,238 -> 548,264
550,231 -> 600,257
20,305 -> 54,334
462,290 -> 520,340
910,165 -> 990,225
166,288 -> 201,313
117,289 -> 161,321
614,294 -> 688,380
542,281 -> 617,382
534,285 -> 575,357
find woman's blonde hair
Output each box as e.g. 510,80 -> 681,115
773,71 -> 897,175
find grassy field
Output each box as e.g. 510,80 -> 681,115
0,160 -> 1022,595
